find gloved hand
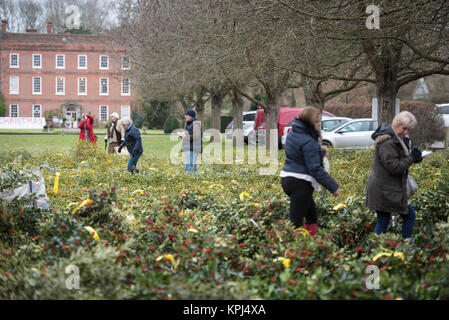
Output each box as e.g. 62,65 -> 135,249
410,146 -> 422,163
118,146 -> 122,153
104,137 -> 108,142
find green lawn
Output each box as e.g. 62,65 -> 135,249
0,134 -> 178,156
0,133 -> 251,160
0,128 -> 165,135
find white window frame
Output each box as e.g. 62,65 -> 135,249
9,53 -> 19,68
121,78 -> 130,96
78,77 -> 87,95
99,78 -> 109,96
32,104 -> 42,118
99,105 -> 109,122
32,54 -> 42,69
10,104 -> 19,117
33,76 -> 42,95
121,105 -> 131,119
99,55 -> 109,70
9,76 -> 19,94
78,55 -> 87,69
121,56 -> 130,70
56,77 -> 65,95
56,54 -> 65,69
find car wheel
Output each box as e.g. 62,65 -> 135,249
322,140 -> 332,147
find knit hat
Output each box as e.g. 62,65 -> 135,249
110,112 -> 119,119
185,109 -> 196,118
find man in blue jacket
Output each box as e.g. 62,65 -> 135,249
181,109 -> 203,174
118,118 -> 143,173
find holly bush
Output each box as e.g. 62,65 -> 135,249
0,142 -> 448,299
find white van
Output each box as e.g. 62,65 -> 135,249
225,110 -> 257,141
436,103 -> 449,127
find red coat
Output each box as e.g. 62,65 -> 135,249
79,114 -> 96,144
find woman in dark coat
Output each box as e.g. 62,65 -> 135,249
281,106 -> 340,236
118,118 -> 143,173
78,113 -> 96,144
366,111 -> 422,238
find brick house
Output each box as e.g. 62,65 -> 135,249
0,20 -> 136,127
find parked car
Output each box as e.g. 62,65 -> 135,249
225,110 -> 257,140
250,107 -> 336,147
281,116 -> 352,145
436,103 -> 449,127
321,118 -> 378,148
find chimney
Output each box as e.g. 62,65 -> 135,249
1,20 -> 7,32
47,20 -> 52,34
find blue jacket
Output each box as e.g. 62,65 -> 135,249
120,124 -> 143,156
282,118 -> 338,193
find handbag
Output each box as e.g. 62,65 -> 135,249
406,174 -> 418,198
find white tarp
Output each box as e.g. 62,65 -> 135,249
0,117 -> 46,129
0,167 -> 51,210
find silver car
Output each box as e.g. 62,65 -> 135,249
321,118 -> 378,148
282,117 -> 352,146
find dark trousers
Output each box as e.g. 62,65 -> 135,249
281,177 -> 317,228
374,205 -> 416,239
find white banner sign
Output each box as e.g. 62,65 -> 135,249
0,117 -> 46,129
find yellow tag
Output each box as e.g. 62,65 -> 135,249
54,172 -> 60,194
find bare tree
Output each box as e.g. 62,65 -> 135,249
0,0 -> 19,32
274,0 -> 449,123
18,0 -> 43,30
42,0 -> 116,33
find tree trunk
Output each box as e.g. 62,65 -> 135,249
211,98 -> 221,143
302,77 -> 314,106
376,80 -> 398,124
196,100 -> 205,123
210,88 -> 228,142
194,87 -> 208,124
302,77 -> 325,110
310,87 -> 325,111
264,94 -> 279,151
232,88 -> 244,130
231,88 -> 244,147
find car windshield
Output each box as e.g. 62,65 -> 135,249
325,122 -> 346,132
243,113 -> 256,121
322,119 -> 350,131
438,106 -> 449,114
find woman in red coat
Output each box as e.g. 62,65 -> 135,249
78,113 -> 96,144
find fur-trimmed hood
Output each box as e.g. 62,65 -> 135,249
371,123 -> 395,144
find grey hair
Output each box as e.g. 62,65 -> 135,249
392,111 -> 417,130
121,118 -> 132,126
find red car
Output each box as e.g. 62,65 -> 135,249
250,108 -> 335,148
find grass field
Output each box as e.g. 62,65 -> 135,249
0,133 -> 179,156
0,128 -> 164,135
0,132 -> 254,161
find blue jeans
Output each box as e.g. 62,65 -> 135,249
184,150 -> 199,174
127,152 -> 142,171
374,205 -> 416,239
